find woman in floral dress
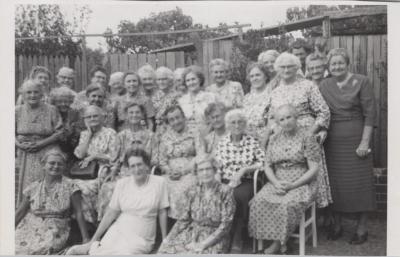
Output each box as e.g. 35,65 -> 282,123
15,149 -> 88,254
266,52 -> 332,208
242,63 -> 272,144
158,105 -> 200,220
248,104 -> 320,254
15,80 -> 63,204
158,155 -> 235,254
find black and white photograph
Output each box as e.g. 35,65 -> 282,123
1,0 -> 398,255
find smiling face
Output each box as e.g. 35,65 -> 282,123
88,89 -> 105,107
209,108 -> 225,130
23,82 -> 42,106
260,55 -> 277,75
307,59 -> 325,81
196,161 -> 216,185
54,95 -> 72,113
124,74 -> 140,96
43,154 -> 65,177
141,72 -> 156,92
33,72 -> 50,89
84,106 -> 103,129
127,105 -> 144,126
277,59 -> 298,81
227,115 -> 246,137
127,156 -> 149,180
275,106 -> 297,133
249,67 -> 266,89
167,108 -> 186,133
292,47 -> 307,66
328,55 -> 349,78
185,72 -> 201,94
91,71 -> 107,88
57,69 -> 74,88
156,73 -> 171,92
211,65 -> 227,85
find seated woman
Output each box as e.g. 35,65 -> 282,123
15,149 -> 89,254
73,105 -> 119,223
158,155 -> 236,254
67,149 -> 169,255
200,102 -> 228,155
248,104 -> 320,254
214,109 -> 265,253
97,102 -> 155,220
158,105 -> 199,220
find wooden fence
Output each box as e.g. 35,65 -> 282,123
15,51 -> 185,94
328,35 -> 387,167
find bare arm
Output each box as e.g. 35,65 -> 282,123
356,125 -> 373,157
282,159 -> 318,191
15,197 -> 30,227
91,208 -> 121,242
158,208 -> 168,239
71,191 -> 90,243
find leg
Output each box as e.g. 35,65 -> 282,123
356,212 -> 368,235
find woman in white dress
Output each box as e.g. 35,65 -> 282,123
67,148 -> 169,255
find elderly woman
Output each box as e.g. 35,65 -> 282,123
15,80 -> 63,204
115,71 -> 155,131
158,155 -> 235,254
16,66 -> 52,105
178,65 -> 217,133
56,67 -> 76,89
306,53 -> 328,86
73,105 -> 119,223
153,66 -> 180,131
108,71 -> 126,102
248,104 -> 320,254
50,86 -> 81,160
200,102 -> 228,155
319,48 -> 376,244
207,59 -> 244,110
15,149 -> 89,254
267,52 -> 332,209
242,62 -> 271,143
97,103 -> 155,220
158,105 -> 200,220
138,64 -> 157,98
68,149 -> 169,255
173,67 -> 187,97
215,109 -> 265,253
258,49 -> 280,79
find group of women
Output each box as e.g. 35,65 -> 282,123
15,45 -> 376,255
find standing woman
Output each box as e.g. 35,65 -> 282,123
258,50 -> 280,80
242,63 -> 271,143
173,68 -> 187,97
306,53 -> 328,87
207,59 -> 244,110
319,48 -> 376,244
15,80 -> 63,204
16,66 -> 52,106
267,52 -> 332,209
178,65 -> 217,134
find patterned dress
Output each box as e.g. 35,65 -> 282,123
242,85 -> 272,141
73,127 -> 120,223
15,177 -> 80,254
159,126 -> 200,219
267,78 -> 332,208
178,91 -> 217,134
158,181 -> 235,254
97,128 -> 155,220
15,103 -> 63,204
151,89 -> 180,126
248,128 -> 320,244
207,80 -> 244,109
200,130 -> 228,156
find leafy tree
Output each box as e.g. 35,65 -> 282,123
105,7 -> 231,53
15,4 -> 92,56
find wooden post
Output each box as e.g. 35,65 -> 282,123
81,36 -> 88,89
322,16 -> 331,38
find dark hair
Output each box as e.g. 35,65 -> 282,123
163,105 -> 185,125
246,62 -> 270,83
89,65 -> 107,79
122,71 -> 141,86
123,148 -> 151,168
85,83 -> 105,97
289,39 -> 312,54
124,102 -> 147,123
182,65 -> 205,88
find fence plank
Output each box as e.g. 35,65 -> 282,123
138,54 -> 147,68
119,54 -> 129,72
359,35 -> 368,75
366,35 -> 375,94
380,34 -> 387,167
18,55 -> 24,89
346,36 -> 354,72
74,56 -> 82,92
110,54 -> 119,73
332,36 -> 340,49
127,54 -> 137,71
166,52 -> 175,70
147,54 -> 157,69
156,52 -> 166,67
175,51 -> 185,68
352,36 -> 361,75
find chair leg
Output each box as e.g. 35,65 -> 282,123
299,215 -> 306,256
253,238 -> 256,253
258,239 -> 263,251
312,203 -> 318,248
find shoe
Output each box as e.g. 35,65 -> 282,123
327,227 -> 343,240
349,232 -> 368,245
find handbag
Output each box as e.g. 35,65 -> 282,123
69,160 -> 99,179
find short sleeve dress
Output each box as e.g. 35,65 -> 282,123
207,80 -> 244,109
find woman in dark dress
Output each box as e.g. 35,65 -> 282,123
319,48 -> 376,245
